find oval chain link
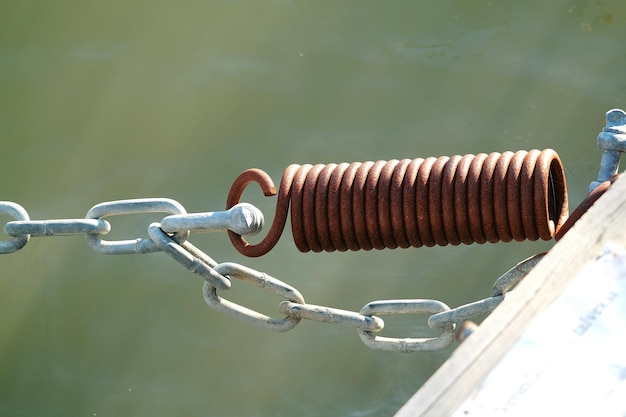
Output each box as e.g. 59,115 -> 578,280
358,299 -> 456,352
6,219 -> 111,237
427,252 -> 545,329
147,223 -> 231,290
279,301 -> 384,332
85,198 -> 190,254
203,262 -> 305,332
0,201 -> 30,253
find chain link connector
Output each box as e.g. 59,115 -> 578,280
160,203 -> 264,236
84,198 -> 189,254
279,301 -> 384,332
203,262 -> 305,332
178,239 -> 218,268
357,300 -> 455,352
491,252 -> 545,297
428,252 -> 546,329
147,224 -> 230,290
0,201 -> 30,254
428,296 -> 504,329
5,219 -> 110,237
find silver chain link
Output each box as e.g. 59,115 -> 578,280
0,198 -> 542,353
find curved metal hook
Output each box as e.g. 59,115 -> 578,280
226,166 -> 299,257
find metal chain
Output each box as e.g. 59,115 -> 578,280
0,198 -> 542,352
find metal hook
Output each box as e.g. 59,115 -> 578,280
226,166 -> 297,257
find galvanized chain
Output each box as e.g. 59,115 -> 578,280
0,198 -> 542,352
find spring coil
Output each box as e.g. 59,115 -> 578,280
227,149 -> 569,257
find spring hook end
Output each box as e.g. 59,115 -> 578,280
226,168 -> 289,257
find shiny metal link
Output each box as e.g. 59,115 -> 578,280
5,219 -> 111,237
203,262 -> 305,332
428,253 -> 546,329
179,240 -> 218,268
147,223 -> 231,290
279,301 -> 384,332
0,201 -> 30,254
85,198 -> 189,254
160,203 -> 264,236
357,300 -> 456,352
492,252 -> 545,297
428,296 -> 503,329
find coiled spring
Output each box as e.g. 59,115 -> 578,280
227,149 -> 569,257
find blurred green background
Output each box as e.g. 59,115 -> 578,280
1,1 -> 624,416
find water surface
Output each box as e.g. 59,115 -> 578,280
1,1 -> 625,416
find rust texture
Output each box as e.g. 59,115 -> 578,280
554,175 -> 617,240
227,149 -> 569,257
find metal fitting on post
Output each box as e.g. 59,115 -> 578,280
590,109 -> 626,192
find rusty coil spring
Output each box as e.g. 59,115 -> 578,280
227,149 -> 569,257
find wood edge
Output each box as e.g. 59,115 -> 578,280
395,174 -> 626,417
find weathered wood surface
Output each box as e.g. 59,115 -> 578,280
394,174 -> 626,417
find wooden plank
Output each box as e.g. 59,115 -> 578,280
394,174 -> 626,417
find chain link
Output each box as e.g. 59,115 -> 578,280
0,198 -> 542,352
358,300 -> 456,352
84,198 -> 190,254
0,201 -> 31,253
279,301 -> 384,332
5,218 -> 111,237
147,223 -> 231,290
204,262 -> 305,332
427,253 -> 545,329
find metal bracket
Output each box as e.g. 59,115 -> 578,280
590,108 -> 626,192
